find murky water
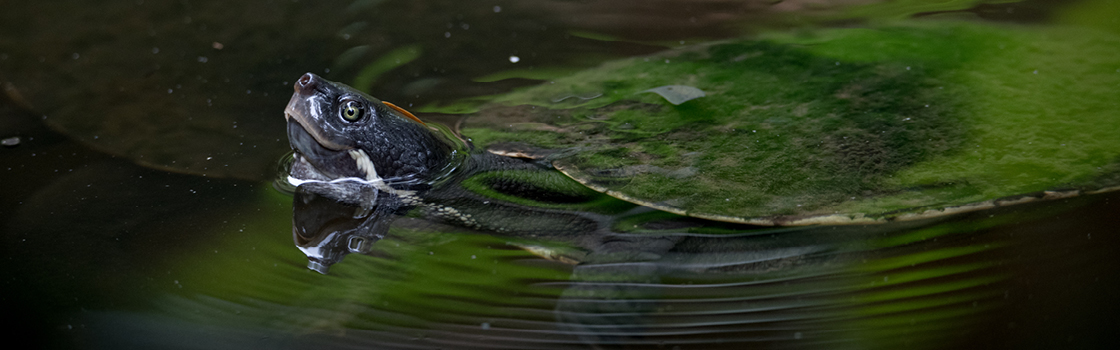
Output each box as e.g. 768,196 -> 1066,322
2,1 -> 1119,349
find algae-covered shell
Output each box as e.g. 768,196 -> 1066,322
458,23 -> 1120,225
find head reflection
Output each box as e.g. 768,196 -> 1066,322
291,185 -> 395,274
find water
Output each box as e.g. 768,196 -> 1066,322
2,0 -> 1119,349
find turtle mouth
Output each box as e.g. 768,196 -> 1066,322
286,118 -> 342,161
284,93 -> 352,152
287,116 -> 373,183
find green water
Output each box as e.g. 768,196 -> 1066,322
2,0 -> 1119,349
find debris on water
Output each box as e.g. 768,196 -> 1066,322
2,136 -> 19,147
641,85 -> 705,105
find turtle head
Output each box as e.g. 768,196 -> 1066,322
285,73 -> 461,187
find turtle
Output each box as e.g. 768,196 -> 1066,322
284,72 -> 620,240
279,32 -> 1118,348
283,22 -> 1120,234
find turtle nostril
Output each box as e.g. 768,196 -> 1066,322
295,73 -> 317,92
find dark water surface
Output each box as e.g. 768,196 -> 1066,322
3,1 -> 1119,349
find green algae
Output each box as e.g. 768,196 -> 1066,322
456,21 -> 1120,224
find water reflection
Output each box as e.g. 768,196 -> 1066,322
282,170 -> 1055,348
292,186 -> 395,273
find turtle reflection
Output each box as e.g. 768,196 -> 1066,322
285,174 -> 1022,348
291,186 -> 395,274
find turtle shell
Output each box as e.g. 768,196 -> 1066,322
458,22 -> 1120,225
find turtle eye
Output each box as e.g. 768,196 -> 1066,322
340,100 -> 364,122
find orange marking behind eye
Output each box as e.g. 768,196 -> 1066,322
382,101 -> 426,126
